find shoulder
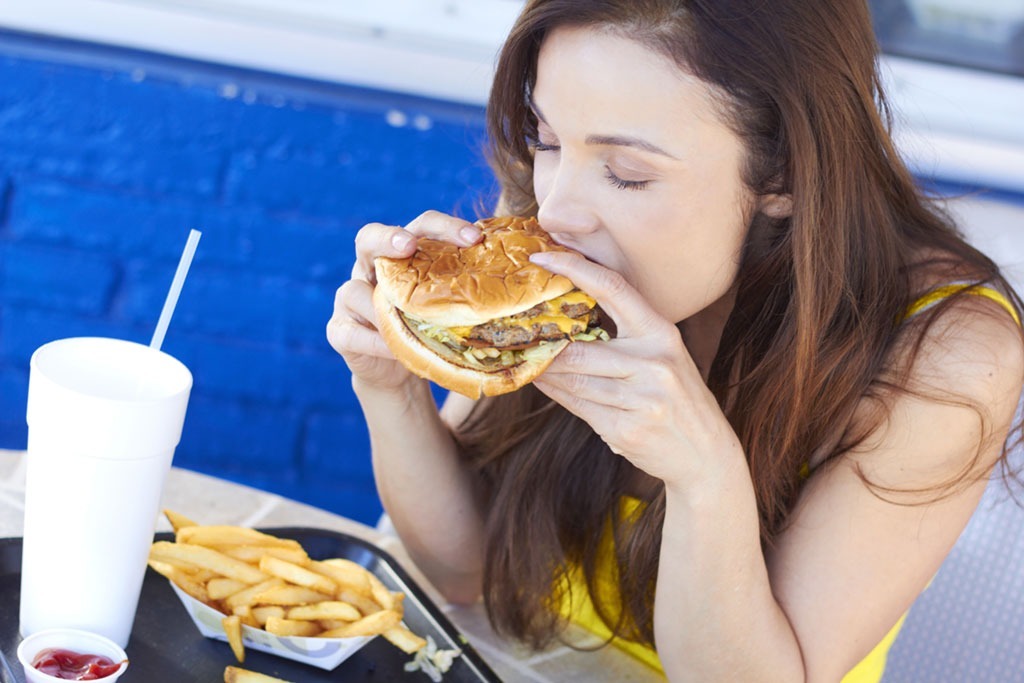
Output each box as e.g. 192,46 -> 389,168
902,286 -> 1022,401
848,289 -> 1023,489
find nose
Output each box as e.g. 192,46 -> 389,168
535,164 -> 599,244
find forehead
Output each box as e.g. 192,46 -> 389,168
532,26 -> 730,137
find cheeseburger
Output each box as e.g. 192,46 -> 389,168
373,216 -> 608,398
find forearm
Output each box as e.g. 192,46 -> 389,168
656,461 -> 805,683
354,378 -> 486,603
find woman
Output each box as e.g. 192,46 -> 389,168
328,1 -> 1024,680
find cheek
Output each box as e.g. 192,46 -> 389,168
532,156 -> 555,206
625,206 -> 749,319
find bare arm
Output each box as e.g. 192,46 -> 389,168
529,251 -> 1023,681
655,298 -> 1023,682
328,211 -> 488,603
355,380 -> 486,603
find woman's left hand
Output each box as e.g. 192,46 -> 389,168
529,251 -> 743,488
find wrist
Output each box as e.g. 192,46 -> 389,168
662,443 -> 750,508
352,375 -> 433,417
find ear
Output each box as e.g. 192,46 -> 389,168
758,193 -> 792,219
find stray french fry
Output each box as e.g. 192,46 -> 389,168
286,601 -> 361,622
264,617 -> 321,638
224,666 -> 293,683
150,542 -> 268,584
383,625 -> 428,654
259,556 -> 336,596
164,509 -> 198,533
319,609 -> 402,638
222,615 -> 245,663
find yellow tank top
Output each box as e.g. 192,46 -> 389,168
559,284 -> 1019,681
558,498 -> 904,682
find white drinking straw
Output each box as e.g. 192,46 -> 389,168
150,229 -> 202,351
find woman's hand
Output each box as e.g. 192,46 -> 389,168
529,251 -> 744,488
327,211 -> 482,393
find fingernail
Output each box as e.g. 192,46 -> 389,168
529,252 -> 553,266
459,226 -> 481,244
392,232 -> 413,251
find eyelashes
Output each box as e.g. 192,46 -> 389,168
531,140 -> 652,192
531,141 -> 559,153
603,169 -> 650,192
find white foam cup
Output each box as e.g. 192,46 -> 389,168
20,337 -> 192,647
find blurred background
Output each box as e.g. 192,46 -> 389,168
0,1 -> 1022,676
0,0 -> 1019,511
0,0 -> 1022,510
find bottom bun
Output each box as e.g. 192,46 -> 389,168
373,286 -> 568,399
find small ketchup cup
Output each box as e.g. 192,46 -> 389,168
16,629 -> 128,682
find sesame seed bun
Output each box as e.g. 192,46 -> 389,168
372,216 -> 584,398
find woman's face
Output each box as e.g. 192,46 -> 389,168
532,26 -> 755,324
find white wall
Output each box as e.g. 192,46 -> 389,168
0,0 -> 521,105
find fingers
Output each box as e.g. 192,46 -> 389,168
529,251 -> 669,339
534,372 -> 633,411
333,279 -> 376,328
353,223 -> 417,284
327,280 -> 386,356
327,316 -> 394,360
404,210 -> 480,243
545,339 -> 632,378
353,211 -> 481,284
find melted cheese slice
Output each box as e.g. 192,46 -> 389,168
448,291 -> 597,338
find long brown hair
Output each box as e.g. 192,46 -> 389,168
455,0 -> 1023,651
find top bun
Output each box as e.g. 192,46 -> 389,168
374,216 -> 577,326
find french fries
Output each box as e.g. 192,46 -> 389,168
150,511 -> 428,666
224,666 -> 293,683
222,615 -> 245,663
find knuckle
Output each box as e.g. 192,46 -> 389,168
353,223 -> 382,251
334,280 -> 363,314
645,401 -> 667,423
616,419 -> 645,452
564,372 -> 588,395
596,268 -> 630,299
327,320 -> 361,354
648,359 -> 676,386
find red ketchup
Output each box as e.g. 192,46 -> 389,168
30,648 -> 125,680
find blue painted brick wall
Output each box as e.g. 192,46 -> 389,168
0,32 -> 495,525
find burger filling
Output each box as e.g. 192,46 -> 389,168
400,290 -> 609,370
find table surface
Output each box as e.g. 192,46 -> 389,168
0,450 -> 660,683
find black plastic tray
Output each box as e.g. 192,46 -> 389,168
0,528 -> 502,682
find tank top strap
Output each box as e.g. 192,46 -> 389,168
904,282 -> 1020,327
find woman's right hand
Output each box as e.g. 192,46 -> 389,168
327,211 -> 482,393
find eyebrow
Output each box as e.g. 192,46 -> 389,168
530,101 -> 680,160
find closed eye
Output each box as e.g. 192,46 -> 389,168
604,167 -> 651,191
